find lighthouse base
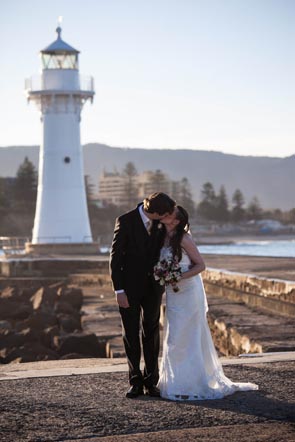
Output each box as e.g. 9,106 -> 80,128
25,242 -> 100,256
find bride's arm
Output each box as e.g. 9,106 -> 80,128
180,233 -> 206,279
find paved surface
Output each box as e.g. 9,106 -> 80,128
0,353 -> 295,381
0,358 -> 294,442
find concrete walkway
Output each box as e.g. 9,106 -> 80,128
0,352 -> 295,381
0,355 -> 294,442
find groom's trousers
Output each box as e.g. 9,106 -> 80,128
119,278 -> 162,388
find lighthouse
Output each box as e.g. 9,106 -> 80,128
25,25 -> 97,254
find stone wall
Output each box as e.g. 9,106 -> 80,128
203,268 -> 295,316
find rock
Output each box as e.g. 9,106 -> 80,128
0,320 -> 13,331
0,298 -> 32,320
0,332 -> 27,351
57,313 -> 82,333
16,311 -> 58,331
30,287 -> 58,311
0,286 -> 19,299
4,343 -> 59,363
48,281 -> 67,291
40,326 -> 60,349
19,287 -> 38,302
60,353 -> 88,360
54,301 -> 77,315
57,333 -> 106,357
58,287 -> 83,310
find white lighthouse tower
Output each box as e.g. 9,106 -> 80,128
25,24 -> 97,254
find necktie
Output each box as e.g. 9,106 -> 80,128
146,220 -> 152,234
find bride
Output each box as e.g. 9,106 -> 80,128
157,205 -> 258,401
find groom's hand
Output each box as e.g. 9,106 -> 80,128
116,291 -> 130,308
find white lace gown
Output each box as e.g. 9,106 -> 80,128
158,246 -> 258,401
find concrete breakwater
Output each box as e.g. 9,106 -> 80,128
0,255 -> 294,362
203,268 -> 295,316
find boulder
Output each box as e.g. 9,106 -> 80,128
4,342 -> 59,363
0,332 -> 27,351
57,287 -> 83,310
19,287 -> 38,302
54,300 -> 77,315
16,311 -> 58,331
0,298 -> 32,320
40,326 -> 60,349
56,333 -> 105,357
60,353 -> 88,360
57,313 -> 82,333
0,320 -> 13,331
0,286 -> 19,299
30,287 -> 58,311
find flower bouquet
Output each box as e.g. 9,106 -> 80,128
153,257 -> 182,292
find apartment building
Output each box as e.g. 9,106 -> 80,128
98,170 -> 179,206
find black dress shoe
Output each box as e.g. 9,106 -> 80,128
145,385 -> 161,397
126,385 -> 144,398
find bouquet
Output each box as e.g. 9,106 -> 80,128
154,257 -> 182,292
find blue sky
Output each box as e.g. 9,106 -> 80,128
0,0 -> 294,157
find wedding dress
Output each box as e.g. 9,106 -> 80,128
157,246 -> 258,401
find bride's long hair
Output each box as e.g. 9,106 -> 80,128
170,205 -> 190,262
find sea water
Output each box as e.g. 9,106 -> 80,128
198,239 -> 295,258
1,239 -> 294,258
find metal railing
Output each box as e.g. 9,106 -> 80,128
25,75 -> 95,93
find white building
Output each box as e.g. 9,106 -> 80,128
25,25 -> 97,253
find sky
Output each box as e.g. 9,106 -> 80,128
0,0 -> 294,157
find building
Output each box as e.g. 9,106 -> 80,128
98,169 -> 180,206
24,24 -> 98,254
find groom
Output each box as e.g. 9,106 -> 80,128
110,192 -> 176,398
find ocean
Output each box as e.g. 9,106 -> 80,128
198,239 -> 295,258
0,239 -> 294,258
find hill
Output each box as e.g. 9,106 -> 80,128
0,144 -> 294,210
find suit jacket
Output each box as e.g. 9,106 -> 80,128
109,204 -> 165,301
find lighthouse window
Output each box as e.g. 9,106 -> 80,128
42,53 -> 78,69
64,156 -> 71,164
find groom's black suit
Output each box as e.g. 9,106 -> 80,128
110,203 -> 165,388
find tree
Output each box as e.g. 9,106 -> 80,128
13,157 -> 37,203
288,208 -> 295,223
153,169 -> 168,191
178,177 -> 195,217
123,162 -> 138,209
215,186 -> 229,223
231,189 -> 245,222
246,196 -> 263,220
197,182 -> 217,220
